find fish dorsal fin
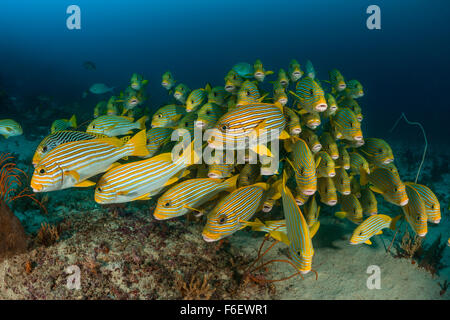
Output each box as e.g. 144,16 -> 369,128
251,182 -> 269,191
151,152 -> 173,163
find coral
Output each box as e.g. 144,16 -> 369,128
36,222 -> 60,246
394,230 -> 423,261
0,199 -> 28,261
417,235 -> 446,277
438,280 -> 449,296
175,273 -> 215,300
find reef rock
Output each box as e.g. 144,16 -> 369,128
0,200 -> 27,261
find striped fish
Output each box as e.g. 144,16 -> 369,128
358,138 -> 394,166
304,195 -> 320,228
349,151 -> 370,176
224,69 -> 244,93
329,69 -> 346,92
402,183 -> 428,236
290,76 -> 327,113
253,59 -> 274,82
319,132 -> 339,160
176,111 -> 198,137
289,59 -> 303,82
173,83 -> 191,104
31,130 -> 149,192
32,130 -> 113,166
338,97 -> 363,122
236,80 -> 263,107
273,81 -> 288,106
284,107 -> 301,135
151,104 -> 186,128
335,146 -> 350,171
294,188 -> 310,206
335,194 -> 363,224
161,71 -> 176,90
94,141 -> 199,204
405,182 -> 441,224
360,167 -> 408,207
275,68 -> 290,88
202,182 -> 269,242
360,187 -> 378,215
185,84 -> 211,112
243,218 -> 289,244
261,179 -> 282,212
238,164 -> 260,187
317,177 -> 338,206
299,128 -> 322,153
87,115 -> 146,137
315,151 -> 336,178
121,87 -> 145,113
305,60 -> 316,79
333,167 -> 351,195
145,127 -> 174,158
301,111 -> 321,130
0,119 -> 23,138
325,93 -> 338,114
350,214 -> 400,245
130,73 -> 148,91
330,108 -> 363,142
153,175 -> 238,220
208,102 -> 288,155
208,163 -> 235,179
350,175 -> 362,198
340,79 -> 364,99
279,171 -> 314,274
207,86 -> 228,107
51,115 -> 77,133
106,96 -> 120,116
195,102 -> 224,130
287,137 -> 317,199
232,62 -> 254,79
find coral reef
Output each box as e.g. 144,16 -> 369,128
175,273 -> 215,300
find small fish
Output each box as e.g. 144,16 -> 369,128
360,167 -> 408,207
94,101 -> 106,118
173,83 -> 191,104
145,127 -> 174,158
284,106 -> 301,135
275,69 -> 290,88
161,71 -> 176,90
232,62 -> 254,79
315,151 -> 336,178
0,119 -> 23,139
317,177 -> 338,206
405,182 -> 441,224
32,130 -> 112,166
279,171 -> 315,274
207,86 -> 228,107
349,151 -> 370,176
195,102 -> 224,130
402,183 -> 428,237
350,214 -> 400,245
336,145 -> 350,170
341,79 -> 364,99
333,167 -> 351,196
130,73 -> 148,91
253,59 -> 274,82
95,141 -> 199,204
299,128 -> 322,153
301,111 -> 321,130
273,82 -> 288,106
202,182 -> 269,242
121,87 -> 147,114
236,80 -> 264,107
153,175 -> 238,220
338,97 -> 363,122
335,194 -> 363,224
261,179 -> 282,212
290,77 -> 327,113
224,70 -> 244,93
89,83 -> 114,95
358,138 -> 394,166
106,96 -> 120,116
304,195 -> 320,228
325,93 -> 338,115
360,187 -> 378,215
319,132 -> 339,160
328,69 -> 346,92
208,163 -> 235,179
151,104 -> 186,128
330,108 -> 363,142
87,115 -> 147,137
185,84 -> 211,112
238,164 -> 260,187
51,115 -> 77,133
242,218 -> 289,244
305,60 -> 316,79
289,59 -> 304,82
83,61 -> 96,70
31,130 -> 149,192
350,175 -> 362,198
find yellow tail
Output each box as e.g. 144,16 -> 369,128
136,116 -> 147,130
223,174 -> 239,192
125,129 -> 150,157
70,114 -> 77,128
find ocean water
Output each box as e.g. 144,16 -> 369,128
0,0 -> 449,300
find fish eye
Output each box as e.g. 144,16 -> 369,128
349,122 -> 353,128
218,214 -> 227,224
246,91 -> 251,96
158,114 -> 163,118
163,201 -> 170,207
39,168 -> 45,175
191,99 -> 194,104
394,187 -> 398,192
309,89 -> 314,95
97,187 -> 102,192
42,146 -> 48,152
92,125 -> 96,129
220,124 -> 228,132
233,75 -> 236,80
206,110 -> 211,115
378,148 -> 383,153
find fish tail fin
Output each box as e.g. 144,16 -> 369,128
389,214 -> 402,230
309,221 -> 320,238
136,116 -> 147,130
223,174 -> 239,192
70,114 -> 77,128
124,129 -> 150,157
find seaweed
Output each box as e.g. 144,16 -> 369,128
175,273 -> 215,300
417,235 -> 447,277
36,222 -> 60,246
394,230 -> 422,261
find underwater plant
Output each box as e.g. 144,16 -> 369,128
174,273 -> 215,300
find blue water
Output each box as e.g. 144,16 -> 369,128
0,0 -> 449,142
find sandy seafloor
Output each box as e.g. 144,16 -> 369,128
0,134 -> 449,300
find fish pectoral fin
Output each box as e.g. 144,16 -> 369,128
65,170 -> 80,183
107,162 -> 122,171
364,239 -> 372,245
270,231 -> 290,246
164,176 -> 179,186
183,205 -> 204,215
250,144 -> 272,157
376,230 -> 383,235
278,130 -> 290,140
133,193 -> 152,201
369,185 -> 383,194
74,180 -> 96,188
335,211 -> 347,219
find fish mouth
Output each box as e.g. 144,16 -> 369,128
357,116 -> 363,122
278,98 -> 287,105
430,219 -> 441,224
312,144 -> 322,153
129,99 -> 139,105
174,93 -> 181,98
303,189 -> 316,196
339,83 -> 346,90
342,190 -> 351,195
328,172 -> 336,177
418,232 -> 427,237
280,80 -> 288,86
202,234 -> 219,242
330,105 -> 338,111
353,135 -> 363,141
327,200 -> 337,206
131,84 -> 140,90
291,127 -> 302,135
331,155 -> 339,160
315,104 -> 328,112
195,121 -> 206,129
307,123 -> 320,130
225,85 -> 235,92
208,172 -> 222,179
400,199 -> 409,206
384,159 -> 394,164
344,165 -> 350,170
295,199 -> 306,206
293,71 -> 302,77
153,212 -> 167,220
262,205 -> 273,213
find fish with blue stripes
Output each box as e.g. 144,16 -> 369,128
0,119 -> 23,139
195,102 -> 225,130
207,86 -> 228,107
289,59 -> 303,82
173,83 -> 191,104
358,138 -> 394,166
151,104 -> 186,128
330,108 -> 363,142
299,128 -> 322,153
290,76 -> 327,113
360,187 -> 378,215
329,69 -> 346,92
253,59 -> 273,82
317,177 -> 338,206
185,84 -> 211,112
402,183 -> 428,236
145,127 -> 174,158
224,69 -> 244,93
161,71 -> 176,90
339,97 -> 363,122
349,151 -> 370,176
51,115 -> 77,133
350,214 -> 400,245
319,132 -> 339,160
87,115 -> 146,137
236,80 -> 265,107
405,182 -> 441,224
333,167 -> 351,195
335,194 -> 363,224
315,151 -> 336,178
